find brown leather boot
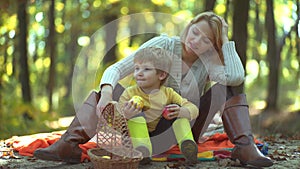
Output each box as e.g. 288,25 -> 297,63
222,94 -> 273,167
34,91 -> 100,164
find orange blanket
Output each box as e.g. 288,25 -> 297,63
5,131 -> 261,162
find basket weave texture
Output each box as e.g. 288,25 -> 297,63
88,102 -> 142,169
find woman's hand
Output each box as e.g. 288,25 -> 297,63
96,85 -> 113,118
122,101 -> 142,119
217,15 -> 229,44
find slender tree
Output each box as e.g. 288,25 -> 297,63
47,0 -> 56,112
102,2 -> 121,65
296,0 -> 300,80
224,0 -> 230,21
17,0 -> 31,103
253,1 -> 262,79
103,15 -> 118,65
63,1 -> 81,99
232,0 -> 250,92
205,0 -> 216,11
265,0 -> 278,111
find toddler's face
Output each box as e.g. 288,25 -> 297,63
133,61 -> 162,93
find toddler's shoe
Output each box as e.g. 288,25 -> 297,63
136,146 -> 151,165
181,140 -> 198,165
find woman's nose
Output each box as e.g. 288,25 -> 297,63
193,35 -> 202,43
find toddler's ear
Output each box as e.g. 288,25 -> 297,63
159,72 -> 168,80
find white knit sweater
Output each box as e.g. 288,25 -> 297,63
100,34 -> 245,106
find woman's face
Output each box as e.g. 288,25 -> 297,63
184,20 -> 215,57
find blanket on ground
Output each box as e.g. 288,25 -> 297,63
4,131 -> 265,162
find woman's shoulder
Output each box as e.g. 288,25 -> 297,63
147,33 -> 171,42
141,34 -> 180,48
160,34 -> 181,44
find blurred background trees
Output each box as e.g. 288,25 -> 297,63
0,0 -> 299,139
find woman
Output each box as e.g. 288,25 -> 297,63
34,11 -> 273,167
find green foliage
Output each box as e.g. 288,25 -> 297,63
0,76 -> 56,139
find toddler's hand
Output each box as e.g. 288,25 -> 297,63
122,101 -> 142,119
163,104 -> 180,120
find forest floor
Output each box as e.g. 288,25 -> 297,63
1,109 -> 300,169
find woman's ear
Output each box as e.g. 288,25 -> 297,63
159,72 -> 168,81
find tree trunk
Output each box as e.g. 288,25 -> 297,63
47,0 -> 56,113
17,0 -> 31,103
296,0 -> 300,80
103,14 -> 118,65
232,0 -> 250,91
65,29 -> 79,99
128,17 -> 138,47
0,76 -> 1,113
265,0 -> 279,111
253,1 -> 262,79
224,0 -> 230,21
63,0 -> 79,99
205,0 -> 216,11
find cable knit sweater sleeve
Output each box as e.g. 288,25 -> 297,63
201,41 -> 245,86
99,35 -> 170,89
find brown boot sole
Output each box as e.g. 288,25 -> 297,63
34,148 -> 81,164
181,140 -> 198,165
246,159 -> 274,167
231,145 -> 273,167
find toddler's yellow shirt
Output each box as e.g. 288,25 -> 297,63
119,85 -> 199,132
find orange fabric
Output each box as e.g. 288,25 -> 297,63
166,133 -> 235,154
79,142 -> 97,162
18,139 -> 49,156
166,133 -> 262,155
6,131 -> 97,162
6,132 -> 262,162
8,132 -> 63,157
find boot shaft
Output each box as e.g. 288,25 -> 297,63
222,94 -> 252,144
74,91 -> 99,140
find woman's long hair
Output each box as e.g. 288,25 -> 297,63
180,11 -> 224,65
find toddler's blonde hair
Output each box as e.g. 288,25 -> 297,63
134,47 -> 172,84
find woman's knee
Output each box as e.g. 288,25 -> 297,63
112,83 -> 125,101
226,84 -> 244,99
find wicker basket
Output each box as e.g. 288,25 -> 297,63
88,147 -> 142,169
88,102 -> 143,169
